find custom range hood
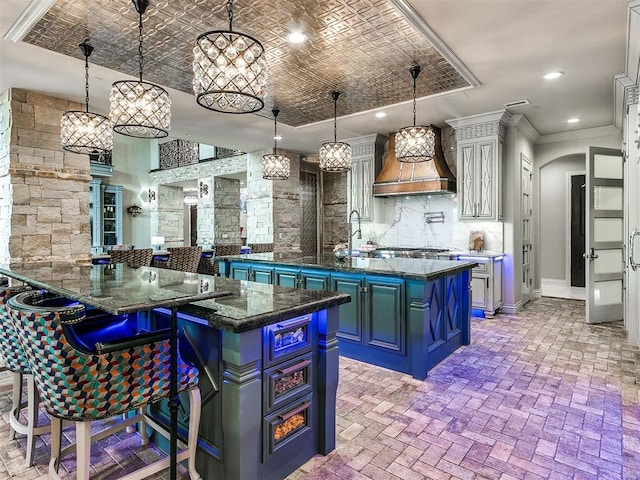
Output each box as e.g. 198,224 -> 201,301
373,126 -> 456,196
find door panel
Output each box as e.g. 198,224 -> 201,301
521,154 -> 533,302
570,174 -> 586,287
586,147 -> 624,323
365,277 -> 404,353
332,274 -> 363,342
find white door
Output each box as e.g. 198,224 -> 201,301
625,103 -> 640,345
585,147 -> 624,324
521,154 -> 533,304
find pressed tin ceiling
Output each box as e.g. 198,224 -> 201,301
23,0 -> 473,128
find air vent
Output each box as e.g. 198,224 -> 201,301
504,99 -> 531,108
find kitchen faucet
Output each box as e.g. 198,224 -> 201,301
348,209 -> 362,258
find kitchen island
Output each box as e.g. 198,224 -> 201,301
0,262 -> 350,480
219,253 -> 476,380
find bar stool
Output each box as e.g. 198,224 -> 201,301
0,283 -> 50,467
7,290 -> 202,480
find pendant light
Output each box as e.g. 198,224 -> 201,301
60,40 -> 113,154
193,0 -> 267,114
319,91 -> 351,172
262,108 -> 290,180
395,65 -> 436,163
109,0 -> 171,138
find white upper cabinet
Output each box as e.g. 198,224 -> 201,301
346,134 -> 387,222
447,110 -> 511,221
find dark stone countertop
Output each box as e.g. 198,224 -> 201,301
220,253 -> 477,282
0,262 -> 350,333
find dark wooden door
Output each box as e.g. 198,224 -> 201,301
570,174 -> 586,287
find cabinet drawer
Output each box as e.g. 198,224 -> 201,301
263,393 -> 313,462
263,353 -> 312,413
473,262 -> 489,273
263,314 -> 312,367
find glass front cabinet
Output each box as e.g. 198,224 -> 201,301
89,179 -> 123,254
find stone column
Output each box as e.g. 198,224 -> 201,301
155,185 -> 184,247
246,149 -> 301,253
212,177 -> 241,246
0,88 -> 91,263
321,171 -> 348,253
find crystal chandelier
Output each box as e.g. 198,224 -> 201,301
262,108 -> 290,180
395,65 -> 435,163
192,0 -> 267,114
109,0 -> 170,138
60,40 -> 112,154
319,91 -> 351,172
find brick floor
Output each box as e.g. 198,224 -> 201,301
1,297 -> 639,479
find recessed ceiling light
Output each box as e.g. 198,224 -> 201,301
286,31 -> 307,44
567,117 -> 580,124
543,71 -> 564,80
375,112 -> 386,118
273,135 -> 282,140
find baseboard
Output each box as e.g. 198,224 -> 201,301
501,301 -> 523,314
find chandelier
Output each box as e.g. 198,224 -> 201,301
262,108 -> 290,180
395,65 -> 435,163
109,0 -> 170,138
192,0 -> 267,114
60,40 -> 112,154
319,91 -> 351,172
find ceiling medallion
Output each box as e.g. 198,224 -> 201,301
193,0 -> 267,114
262,108 -> 290,180
319,91 -> 351,172
60,40 -> 113,154
109,0 -> 171,138
395,65 -> 435,163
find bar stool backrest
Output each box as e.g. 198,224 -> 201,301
7,290 -> 196,421
248,243 -> 274,253
166,246 -> 202,273
109,248 -> 153,267
0,285 -> 33,373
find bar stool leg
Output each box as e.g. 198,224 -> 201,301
76,422 -> 92,480
9,371 -> 22,440
138,406 -> 149,446
24,374 -> 39,467
49,417 -> 62,477
187,388 -> 202,480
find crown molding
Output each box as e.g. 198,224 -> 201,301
3,0 -> 56,42
537,125 -> 621,145
507,114 -> 540,143
389,0 -> 481,89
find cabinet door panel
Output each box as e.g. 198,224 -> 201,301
331,274 -> 363,342
443,275 -> 462,340
300,270 -> 330,291
477,140 -> 495,218
459,143 -> 476,218
360,158 -> 373,220
254,267 -> 274,284
365,277 -> 404,353
426,279 -> 445,351
231,264 -> 250,281
471,275 -> 489,310
274,267 -> 297,288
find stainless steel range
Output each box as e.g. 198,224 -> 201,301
369,247 -> 449,259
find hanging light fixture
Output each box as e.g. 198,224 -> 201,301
262,108 -> 290,180
395,65 -> 436,163
109,0 -> 170,138
60,40 -> 113,154
192,0 -> 267,114
319,91 -> 351,172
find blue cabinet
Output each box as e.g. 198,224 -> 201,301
274,266 -> 299,288
364,276 -> 404,353
89,179 -> 123,254
300,269 -> 331,290
230,263 -> 273,283
331,273 -> 364,343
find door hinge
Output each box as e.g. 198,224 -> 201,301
360,286 -> 368,293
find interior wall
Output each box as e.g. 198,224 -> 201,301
109,136 -> 156,249
539,155 -> 585,282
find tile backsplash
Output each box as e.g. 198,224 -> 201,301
354,194 -> 504,252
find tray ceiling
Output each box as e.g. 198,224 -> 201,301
23,0 -> 472,127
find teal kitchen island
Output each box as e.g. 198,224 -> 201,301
0,262 -> 350,480
220,254 -> 476,381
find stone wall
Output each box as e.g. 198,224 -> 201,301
246,149 -> 302,253
0,88 -> 91,263
151,185 -> 183,247
212,177 -> 240,246
322,170 -> 348,251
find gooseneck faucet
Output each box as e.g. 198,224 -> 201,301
348,209 -> 362,258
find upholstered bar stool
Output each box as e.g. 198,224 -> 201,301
8,290 -> 202,480
0,283 -> 50,467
